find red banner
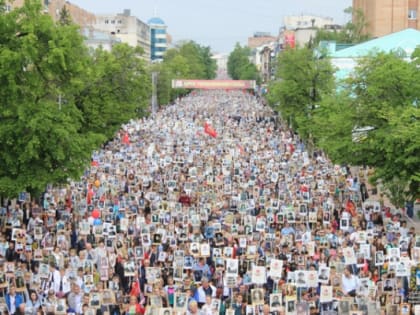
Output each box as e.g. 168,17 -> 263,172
284,32 -> 295,48
172,80 -> 256,90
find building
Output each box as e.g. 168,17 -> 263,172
353,0 -> 420,37
259,45 -> 275,83
330,28 -> 420,81
252,42 -> 279,83
148,17 -> 168,62
94,9 -> 151,60
283,15 -> 334,30
8,0 -> 96,28
248,32 -> 277,49
83,28 -> 121,52
211,53 -> 229,79
279,15 -> 340,48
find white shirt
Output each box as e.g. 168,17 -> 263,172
9,294 -> 16,314
201,303 -> 215,315
196,285 -> 216,303
341,274 -> 358,294
53,275 -> 71,294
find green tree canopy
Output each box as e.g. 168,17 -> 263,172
0,0 -> 99,197
0,0 -> 151,198
227,43 -> 260,83
312,7 -> 370,46
58,5 -> 72,25
267,46 -> 335,139
312,51 -> 420,202
154,41 -> 217,105
75,44 -> 151,139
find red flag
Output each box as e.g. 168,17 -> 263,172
208,129 -> 217,138
204,122 -> 217,138
122,132 -> 130,145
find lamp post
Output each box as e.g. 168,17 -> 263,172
151,71 -> 158,115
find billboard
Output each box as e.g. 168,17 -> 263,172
284,31 -> 295,48
172,80 -> 256,90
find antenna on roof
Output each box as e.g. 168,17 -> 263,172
154,0 -> 158,16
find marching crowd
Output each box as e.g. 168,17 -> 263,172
0,90 -> 418,315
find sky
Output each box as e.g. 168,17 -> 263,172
70,0 -> 352,53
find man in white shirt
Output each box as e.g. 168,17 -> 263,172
53,268 -> 71,298
45,264 -> 60,296
196,277 -> 216,307
200,295 -> 215,315
67,283 -> 83,314
341,266 -> 358,297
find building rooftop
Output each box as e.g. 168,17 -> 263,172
148,17 -> 165,25
331,28 -> 420,58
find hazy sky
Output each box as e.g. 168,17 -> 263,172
70,0 -> 352,53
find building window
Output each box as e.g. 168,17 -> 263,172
408,9 -> 417,20
105,20 -> 109,24
111,20 -> 115,24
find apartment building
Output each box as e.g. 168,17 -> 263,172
94,9 -> 151,60
8,0 -> 96,28
353,0 -> 420,37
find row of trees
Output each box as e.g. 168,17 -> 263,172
0,0 -> 215,199
267,45 -> 420,204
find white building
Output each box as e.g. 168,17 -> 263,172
283,15 -> 334,30
211,53 -> 229,79
94,9 -> 150,60
279,15 -> 340,47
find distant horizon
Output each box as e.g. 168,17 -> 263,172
70,0 -> 352,54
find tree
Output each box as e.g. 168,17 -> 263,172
58,5 -> 72,25
172,41 -> 217,80
0,0 -> 103,197
227,43 -> 260,82
344,7 -> 370,44
312,7 -> 370,45
312,51 -> 420,200
198,45 -> 217,79
155,41 -> 217,105
267,46 -> 335,139
0,0 -> 152,198
75,44 -> 151,139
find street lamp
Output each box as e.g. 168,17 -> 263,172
151,71 -> 158,115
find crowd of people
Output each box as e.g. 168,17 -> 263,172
0,90 -> 418,315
